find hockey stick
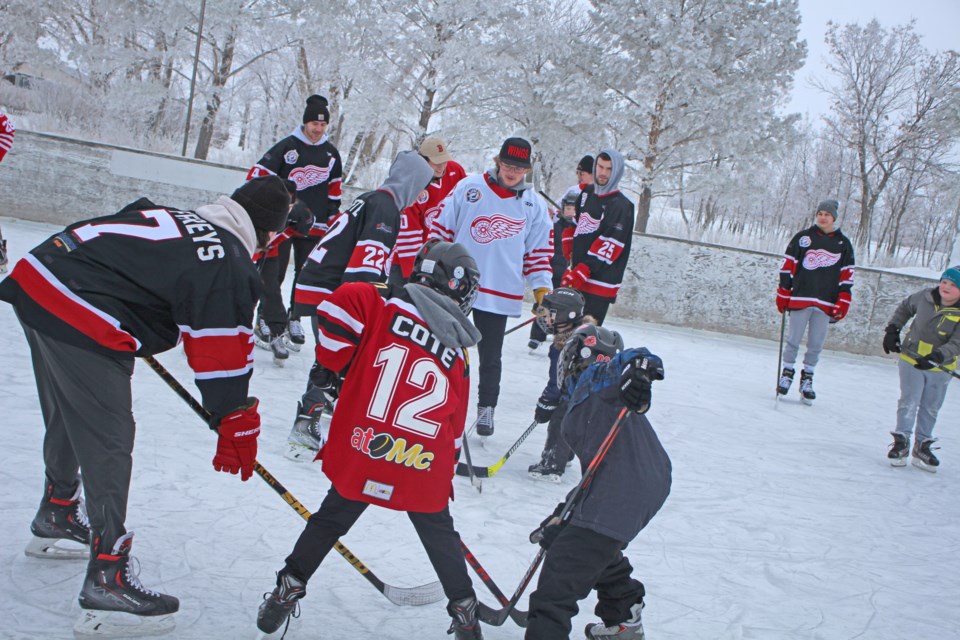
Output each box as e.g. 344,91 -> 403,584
537,190 -> 560,210
480,407 -> 630,626
141,355 -> 444,607
456,419 -> 539,478
903,350 -> 960,381
775,310 -> 787,407
460,540 -> 528,627
459,429 -> 483,493
505,316 -> 536,336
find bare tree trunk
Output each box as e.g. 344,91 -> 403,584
194,28 -> 237,160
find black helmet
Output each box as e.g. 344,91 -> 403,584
410,239 -> 481,313
558,324 -> 624,388
560,191 -> 578,208
536,287 -> 585,335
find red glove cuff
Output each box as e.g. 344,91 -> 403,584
561,264 -> 590,290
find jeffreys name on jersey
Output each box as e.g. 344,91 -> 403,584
172,210 -> 227,261
351,427 -> 435,471
390,314 -> 457,369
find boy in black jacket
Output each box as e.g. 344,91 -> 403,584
525,325 -> 671,640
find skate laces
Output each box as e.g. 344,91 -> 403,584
124,556 -> 160,597
74,497 -> 91,529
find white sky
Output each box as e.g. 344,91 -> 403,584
788,0 -> 960,118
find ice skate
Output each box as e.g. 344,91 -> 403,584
799,370 -> 816,405
528,453 -> 564,483
285,401 -> 329,461
254,316 -> 272,351
270,336 -> 289,366
446,595 -> 483,639
257,571 -> 306,635
912,438 -> 939,473
585,601 -> 645,639
75,532 -> 179,637
0,235 -> 8,274
528,339 -> 542,352
25,483 -> 90,560
776,367 -> 794,396
476,406 -> 495,437
888,432 -> 909,467
283,318 -> 305,352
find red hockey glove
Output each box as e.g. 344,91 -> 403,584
776,287 -> 791,314
213,398 -> 261,481
830,291 -> 851,321
561,264 -> 590,291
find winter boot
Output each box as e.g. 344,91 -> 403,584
285,318 -> 306,351
776,367 -> 795,396
446,595 -> 483,639
912,438 -> 940,473
799,370 -> 816,404
888,432 -> 910,467
528,451 -> 565,483
476,406 -> 495,437
257,570 -> 306,635
528,339 -> 542,351
26,482 -> 90,559
270,335 -> 290,365
285,401 -> 329,461
0,236 -> 7,273
75,531 -> 179,639
585,601 -> 645,639
254,315 -> 272,351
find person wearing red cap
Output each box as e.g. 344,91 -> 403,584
0,176 -> 291,636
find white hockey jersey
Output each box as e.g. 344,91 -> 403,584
429,171 -> 553,316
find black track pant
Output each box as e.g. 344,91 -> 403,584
471,309 -> 508,408
257,251 -> 287,336
283,486 -> 475,603
22,322 -> 135,555
279,236 -> 320,320
526,525 -> 645,640
582,291 -> 613,325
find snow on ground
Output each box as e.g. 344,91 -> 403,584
1,217 -> 958,640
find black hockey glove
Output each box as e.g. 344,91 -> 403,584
309,361 -> 343,399
287,202 -> 315,237
534,395 -> 559,424
914,350 -> 944,371
882,324 -> 901,354
529,503 -> 566,550
619,353 -> 664,414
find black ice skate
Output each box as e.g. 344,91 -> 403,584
75,532 -> 179,637
285,401 -> 329,462
476,406 -> 495,437
284,318 -> 305,351
446,595 -> 483,639
257,571 -> 306,635
585,601 -> 645,639
25,483 -> 90,560
912,438 -> 940,473
888,432 -> 909,467
528,339 -> 542,352
528,453 -> 565,483
776,367 -> 794,396
270,335 -> 290,366
254,316 -> 272,351
799,370 -> 816,404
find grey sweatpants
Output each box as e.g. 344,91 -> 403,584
895,359 -> 952,442
782,307 -> 831,371
22,323 -> 135,553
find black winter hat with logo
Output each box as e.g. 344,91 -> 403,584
303,94 -> 330,124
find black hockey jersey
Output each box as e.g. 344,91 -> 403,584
779,224 -> 855,313
570,186 -> 635,299
247,127 -> 343,235
0,198 -> 261,416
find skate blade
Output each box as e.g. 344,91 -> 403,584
800,397 -> 814,406
528,472 -> 563,484
285,444 -> 319,462
74,610 -> 176,638
911,458 -> 938,473
273,357 -> 286,367
24,536 -> 88,560
254,336 -> 273,351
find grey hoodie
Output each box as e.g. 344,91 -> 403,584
195,195 -> 258,257
593,148 -> 625,196
380,150 -> 434,212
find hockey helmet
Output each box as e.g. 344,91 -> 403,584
558,324 -> 624,388
410,239 -> 481,313
536,287 -> 585,335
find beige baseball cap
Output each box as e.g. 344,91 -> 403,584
419,136 -> 453,163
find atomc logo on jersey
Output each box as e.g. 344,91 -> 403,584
465,188 -> 482,203
470,214 -> 526,244
351,427 -> 434,470
802,248 -> 841,270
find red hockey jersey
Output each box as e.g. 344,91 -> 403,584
315,283 -> 469,513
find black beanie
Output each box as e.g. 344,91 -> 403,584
577,155 -> 594,173
231,176 -> 291,232
303,94 -> 330,124
816,199 -> 839,220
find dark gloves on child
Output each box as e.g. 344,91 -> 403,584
882,324 -> 901,354
529,503 -> 566,550
309,361 -> 342,399
619,353 -> 664,414
534,395 -> 558,424
914,350 -> 944,371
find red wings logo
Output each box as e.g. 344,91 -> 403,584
575,212 -> 601,236
470,214 -> 526,244
802,249 -> 842,270
289,158 -> 336,190
424,205 -> 442,231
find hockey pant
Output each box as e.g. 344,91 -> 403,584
526,524 -> 644,640
581,291 -> 613,326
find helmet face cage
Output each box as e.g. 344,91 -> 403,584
411,240 -> 481,313
535,288 -> 585,335
557,324 -> 624,388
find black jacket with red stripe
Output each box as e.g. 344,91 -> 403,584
0,198 -> 261,416
570,185 -> 634,299
778,224 -> 855,313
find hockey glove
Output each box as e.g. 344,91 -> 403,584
776,287 -> 791,314
914,350 -> 944,371
561,264 -> 590,291
619,354 -> 664,414
287,202 -> 315,237
533,287 -> 550,306
882,324 -> 901,354
529,503 -> 566,550
213,398 -> 261,481
309,361 -> 342,400
830,291 -> 851,321
534,395 -> 559,424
